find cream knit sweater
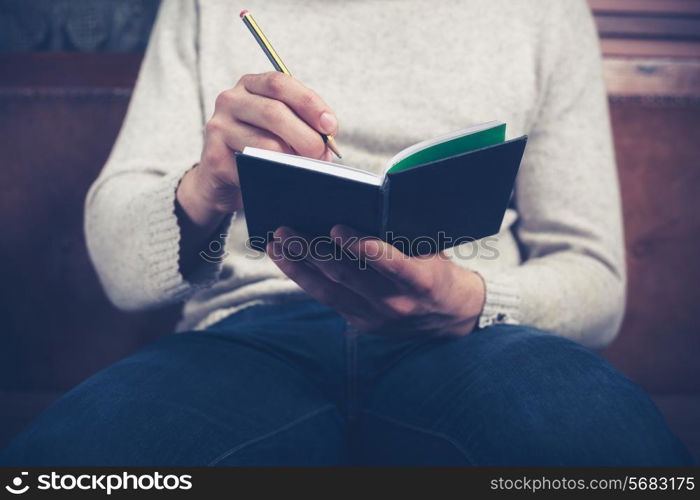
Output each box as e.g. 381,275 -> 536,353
85,0 -> 625,348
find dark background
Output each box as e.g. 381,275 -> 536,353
0,0 -> 160,52
1,0 -> 699,461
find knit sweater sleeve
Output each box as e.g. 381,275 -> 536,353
477,0 -> 626,348
85,0 -> 220,311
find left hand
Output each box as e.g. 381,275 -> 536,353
266,224 -> 486,336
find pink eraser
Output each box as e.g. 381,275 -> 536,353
240,9 -> 249,18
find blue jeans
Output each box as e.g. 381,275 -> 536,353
0,300 -> 693,465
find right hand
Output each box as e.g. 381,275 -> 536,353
177,71 -> 340,227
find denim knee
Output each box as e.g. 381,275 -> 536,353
466,324 -> 693,465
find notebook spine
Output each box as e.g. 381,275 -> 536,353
379,177 -> 391,237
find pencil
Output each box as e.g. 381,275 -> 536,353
239,9 -> 342,159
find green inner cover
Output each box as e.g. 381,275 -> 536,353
387,123 -> 506,173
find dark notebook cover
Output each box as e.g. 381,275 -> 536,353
236,136 -> 527,255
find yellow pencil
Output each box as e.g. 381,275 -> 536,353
240,9 -> 342,159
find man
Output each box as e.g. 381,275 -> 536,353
1,0 -> 692,465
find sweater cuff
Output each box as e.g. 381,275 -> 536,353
145,164 -> 225,302
476,272 -> 520,329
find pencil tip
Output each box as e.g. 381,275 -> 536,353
325,136 -> 342,159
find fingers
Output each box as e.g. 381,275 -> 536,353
206,118 -> 294,155
330,225 -> 434,295
233,92 -> 328,159
266,231 -> 376,320
201,120 -> 293,186
241,72 -> 338,136
210,72 -> 339,160
195,72 -> 339,220
279,229 -> 398,299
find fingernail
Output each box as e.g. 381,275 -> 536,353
320,112 -> 337,134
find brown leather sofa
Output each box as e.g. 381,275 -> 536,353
0,52 -> 698,461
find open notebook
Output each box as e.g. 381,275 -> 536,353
236,121 -> 527,255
